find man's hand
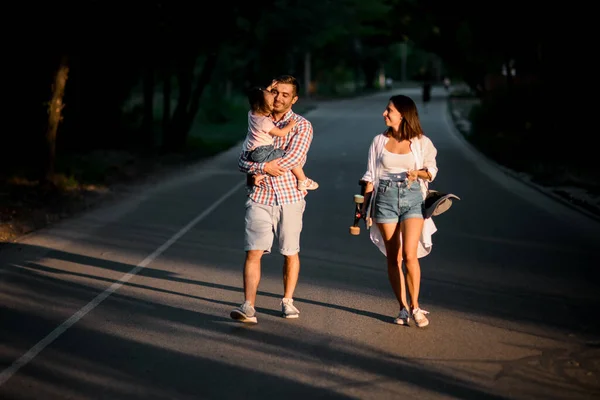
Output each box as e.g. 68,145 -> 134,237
252,174 -> 266,187
264,159 -> 286,176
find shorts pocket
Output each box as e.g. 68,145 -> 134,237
377,182 -> 388,194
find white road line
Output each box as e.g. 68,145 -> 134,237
0,180 -> 246,387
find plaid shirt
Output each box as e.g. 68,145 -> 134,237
238,109 -> 313,206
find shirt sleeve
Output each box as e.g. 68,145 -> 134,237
422,136 -> 438,181
238,150 -> 264,175
276,117 -> 313,170
361,136 -> 378,182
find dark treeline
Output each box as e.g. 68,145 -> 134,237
5,0 -> 558,185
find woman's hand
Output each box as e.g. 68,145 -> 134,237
406,170 -> 418,188
406,169 -> 419,182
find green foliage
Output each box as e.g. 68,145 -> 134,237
196,94 -> 248,125
13,1 -> 552,187
56,151 -> 137,184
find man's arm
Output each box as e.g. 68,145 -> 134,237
238,150 -> 287,177
276,118 -> 313,170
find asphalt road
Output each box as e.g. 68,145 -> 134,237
1,87 -> 599,400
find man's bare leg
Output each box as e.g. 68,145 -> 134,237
282,253 -> 300,299
231,250 -> 263,323
244,250 -> 264,305
281,253 -> 301,318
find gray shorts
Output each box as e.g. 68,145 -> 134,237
374,179 -> 424,224
244,198 -> 306,255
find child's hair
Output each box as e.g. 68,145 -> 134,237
247,86 -> 270,115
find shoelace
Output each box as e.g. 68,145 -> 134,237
413,308 -> 430,318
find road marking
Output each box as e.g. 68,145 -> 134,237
0,180 -> 246,387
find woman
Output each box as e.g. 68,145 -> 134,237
361,95 -> 438,328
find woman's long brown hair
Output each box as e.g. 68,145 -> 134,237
386,95 -> 424,141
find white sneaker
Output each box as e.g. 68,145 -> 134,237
230,301 -> 258,323
281,298 -> 300,318
412,308 -> 430,328
298,178 -> 319,191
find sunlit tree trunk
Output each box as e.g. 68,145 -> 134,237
45,56 -> 69,183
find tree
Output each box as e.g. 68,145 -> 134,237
44,56 -> 69,183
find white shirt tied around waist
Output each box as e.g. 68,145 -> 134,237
361,132 -> 439,259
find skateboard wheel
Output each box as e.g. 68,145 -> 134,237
354,195 -> 364,204
349,226 -> 360,235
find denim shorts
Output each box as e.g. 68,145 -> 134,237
374,176 -> 424,224
247,144 -> 285,163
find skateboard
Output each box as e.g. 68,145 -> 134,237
349,180 -> 368,235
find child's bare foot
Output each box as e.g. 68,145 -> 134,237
298,178 -> 319,191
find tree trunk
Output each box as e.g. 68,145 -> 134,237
362,58 -> 378,90
504,53 -> 514,94
164,51 -> 219,152
162,60 -> 171,144
44,56 -> 69,184
304,52 -> 311,98
141,65 -> 155,148
163,55 -> 194,152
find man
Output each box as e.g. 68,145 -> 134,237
230,75 -> 314,324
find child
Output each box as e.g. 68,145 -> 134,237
242,83 -> 319,191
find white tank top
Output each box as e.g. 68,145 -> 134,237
380,148 -> 415,178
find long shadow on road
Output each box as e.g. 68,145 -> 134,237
0,259 -> 514,400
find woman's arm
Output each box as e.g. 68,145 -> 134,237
421,136 -> 438,181
408,169 -> 432,181
360,137 -> 378,214
362,181 -> 374,212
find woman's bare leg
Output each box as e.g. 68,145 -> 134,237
377,223 -> 409,310
400,217 -> 425,309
